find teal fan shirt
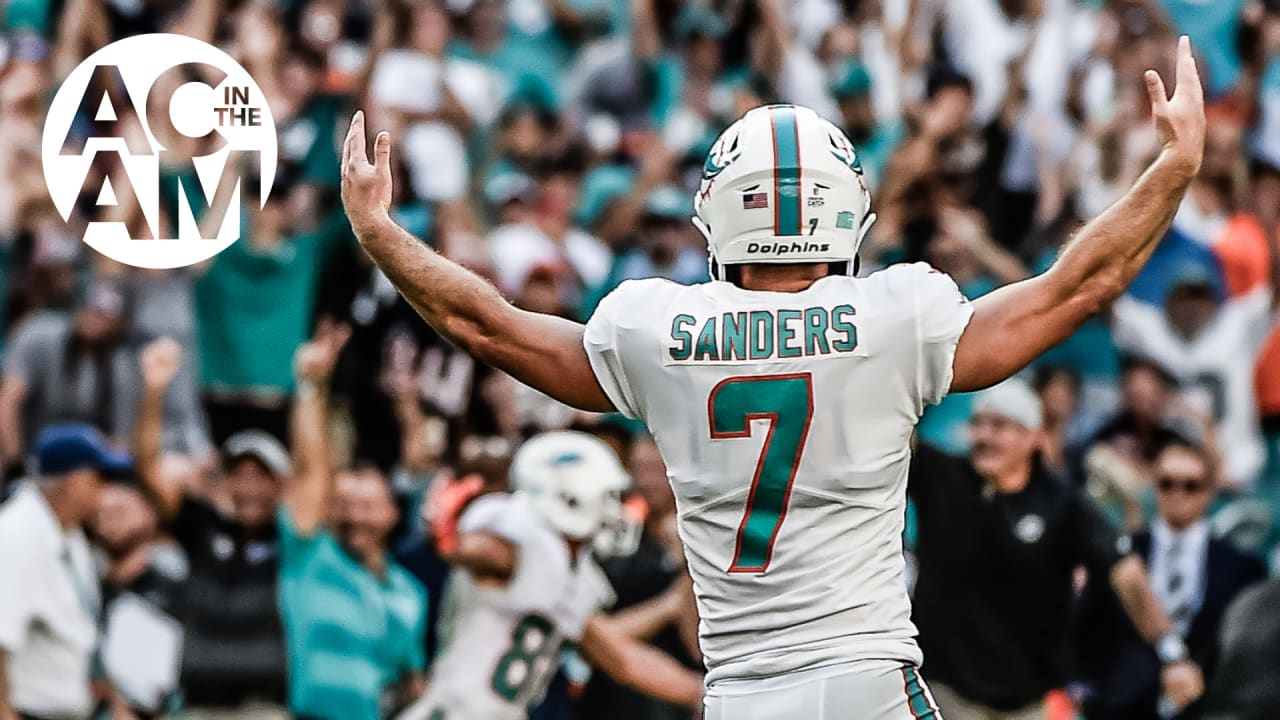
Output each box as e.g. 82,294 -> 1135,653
277,508 -> 427,720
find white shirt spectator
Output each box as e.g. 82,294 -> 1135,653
776,45 -> 842,124
486,222 -> 612,297
1149,517 -> 1209,638
1112,290 -> 1272,488
0,482 -> 99,719
786,0 -> 841,51
941,0 -> 1091,124
370,49 -> 502,202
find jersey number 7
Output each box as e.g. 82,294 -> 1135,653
708,373 -> 814,574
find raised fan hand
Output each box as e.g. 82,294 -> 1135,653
294,318 -> 352,385
1145,36 -> 1206,179
140,337 -> 182,391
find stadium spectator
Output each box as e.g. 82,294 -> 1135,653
1200,576 -> 1280,720
876,70 -> 979,248
588,184 -> 706,309
1112,262 -> 1270,490
1077,355 -> 1200,526
0,423 -> 132,720
194,177 -> 352,446
134,339 -> 291,719
486,152 -> 612,316
121,267 -> 212,458
831,59 -> 902,193
1034,365 -> 1081,478
0,280 -> 134,475
1071,436 -> 1267,720
92,484 -> 185,720
367,0 -> 498,205
909,379 -> 1203,720
276,322 -> 428,720
911,208 -> 1029,454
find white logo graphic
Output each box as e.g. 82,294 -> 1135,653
42,33 -> 276,269
1015,514 -> 1045,544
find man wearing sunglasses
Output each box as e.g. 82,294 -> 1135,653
909,379 -> 1204,720
1072,437 -> 1268,720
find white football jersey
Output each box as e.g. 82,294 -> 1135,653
403,493 -> 615,720
1112,289 -> 1272,488
583,263 -> 973,684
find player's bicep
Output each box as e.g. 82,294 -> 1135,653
951,273 -> 1095,393
476,306 -> 615,413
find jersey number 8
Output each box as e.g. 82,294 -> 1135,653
491,614 -> 560,702
708,373 -> 814,574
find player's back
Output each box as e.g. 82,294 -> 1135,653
583,263 -> 972,684
406,493 -> 613,720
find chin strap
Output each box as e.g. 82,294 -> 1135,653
849,211 -> 878,274
693,215 -> 728,280
691,215 -> 712,242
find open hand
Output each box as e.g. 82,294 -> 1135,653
340,111 -> 393,236
140,337 -> 181,391
1145,36 -> 1205,178
294,318 -> 352,385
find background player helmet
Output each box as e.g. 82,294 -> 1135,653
693,103 -> 876,280
510,431 -> 631,541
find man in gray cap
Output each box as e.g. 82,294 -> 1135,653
0,423 -> 132,720
133,338 -> 293,719
907,379 -> 1203,720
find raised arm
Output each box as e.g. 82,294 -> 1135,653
339,113 -> 614,413
282,321 -> 349,536
578,613 -> 704,709
951,37 -> 1205,392
1111,555 -> 1205,711
135,338 -> 185,521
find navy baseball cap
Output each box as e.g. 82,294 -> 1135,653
34,423 -> 133,480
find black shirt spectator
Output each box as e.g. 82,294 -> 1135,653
1075,355 -> 1185,485
169,495 -> 287,706
135,339 -> 293,714
910,441 -> 1125,710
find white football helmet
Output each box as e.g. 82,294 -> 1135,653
693,104 -> 876,279
510,431 -> 631,541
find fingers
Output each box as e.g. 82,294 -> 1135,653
1144,69 -> 1169,110
374,131 -> 392,181
342,110 -> 368,172
1175,35 -> 1203,103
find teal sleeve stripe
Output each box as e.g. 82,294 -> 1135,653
901,666 -> 938,719
769,106 -> 802,236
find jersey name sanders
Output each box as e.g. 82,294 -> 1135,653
668,306 -> 858,362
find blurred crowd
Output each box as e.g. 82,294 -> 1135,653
1,0 -> 1280,718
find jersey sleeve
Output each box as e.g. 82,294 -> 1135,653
582,280 -> 650,419
910,264 -> 975,407
457,493 -> 530,546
